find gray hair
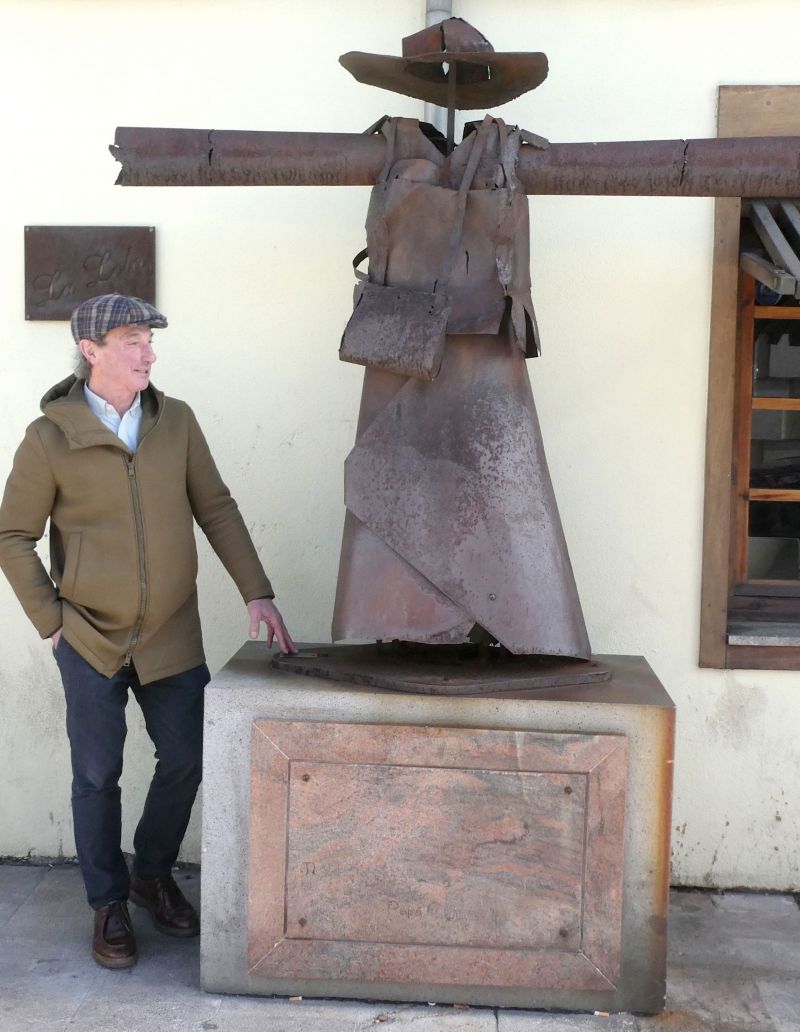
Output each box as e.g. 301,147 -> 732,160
73,334 -> 107,382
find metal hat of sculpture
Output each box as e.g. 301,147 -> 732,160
339,17 -> 549,110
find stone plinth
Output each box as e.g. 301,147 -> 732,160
201,643 -> 674,1014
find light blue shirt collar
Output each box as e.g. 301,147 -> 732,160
83,384 -> 142,454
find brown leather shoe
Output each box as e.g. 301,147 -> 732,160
129,873 -> 200,937
92,901 -> 137,969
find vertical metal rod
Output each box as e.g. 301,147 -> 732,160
446,62 -> 456,154
423,0 -> 453,133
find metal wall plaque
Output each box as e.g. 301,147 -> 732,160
24,226 -> 156,320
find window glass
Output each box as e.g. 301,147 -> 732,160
748,501 -> 800,579
752,325 -> 800,398
750,410 -> 800,488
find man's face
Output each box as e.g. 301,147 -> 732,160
83,323 -> 157,398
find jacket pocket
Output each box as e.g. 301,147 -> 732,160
61,532 -> 82,598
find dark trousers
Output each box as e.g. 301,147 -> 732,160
55,637 -> 208,910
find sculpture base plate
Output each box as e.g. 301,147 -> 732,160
272,643 -> 610,695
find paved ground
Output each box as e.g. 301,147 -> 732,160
1,864 -> 799,1032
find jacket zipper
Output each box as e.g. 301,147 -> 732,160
123,456 -> 148,666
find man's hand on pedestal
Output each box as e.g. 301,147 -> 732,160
247,598 -> 297,654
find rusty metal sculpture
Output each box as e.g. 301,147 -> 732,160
332,105 -> 590,662
110,17 -> 800,683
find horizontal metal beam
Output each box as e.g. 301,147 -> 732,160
522,137 -> 800,198
111,128 -> 800,198
740,250 -> 797,296
748,200 -> 800,280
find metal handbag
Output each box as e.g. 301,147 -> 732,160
341,273 -> 451,381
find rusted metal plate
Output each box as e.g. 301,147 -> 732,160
342,335 -> 591,658
333,510 -> 474,645
340,282 -> 449,380
332,366 -> 475,646
24,225 -> 155,320
112,127 -> 800,197
273,643 -> 610,695
404,18 -> 493,60
248,719 -> 627,990
339,49 -> 549,112
110,127 -> 214,186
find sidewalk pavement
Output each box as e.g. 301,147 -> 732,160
1,863 -> 799,1032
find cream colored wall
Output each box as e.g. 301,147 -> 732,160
0,0 -> 798,888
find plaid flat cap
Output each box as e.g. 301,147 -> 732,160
71,294 -> 168,343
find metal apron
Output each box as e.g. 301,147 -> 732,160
332,118 -> 590,659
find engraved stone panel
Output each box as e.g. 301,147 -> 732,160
286,763 -> 585,948
248,720 -> 627,992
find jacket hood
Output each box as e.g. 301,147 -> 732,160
40,377 -> 164,451
40,375 -> 79,412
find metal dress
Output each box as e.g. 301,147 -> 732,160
332,117 -> 590,659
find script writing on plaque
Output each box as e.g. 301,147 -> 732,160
24,226 -> 156,320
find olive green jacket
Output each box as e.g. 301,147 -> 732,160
0,377 -> 273,683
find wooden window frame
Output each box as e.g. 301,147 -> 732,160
700,85 -> 800,669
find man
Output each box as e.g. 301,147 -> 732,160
0,294 -> 295,969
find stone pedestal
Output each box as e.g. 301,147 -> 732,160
201,643 -> 674,1014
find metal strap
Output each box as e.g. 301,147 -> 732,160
440,114 -> 494,287
352,247 -> 369,282
366,119 -> 401,286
